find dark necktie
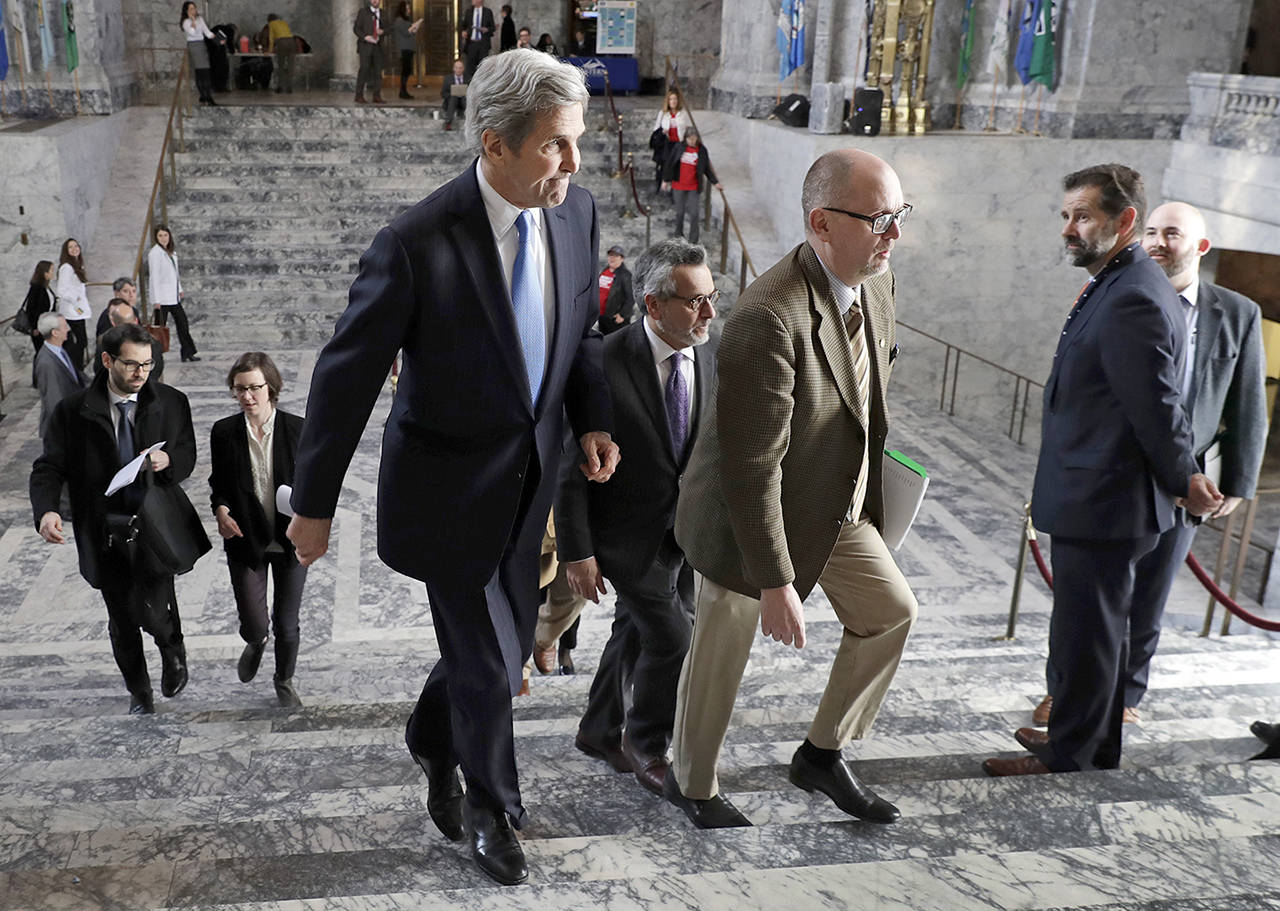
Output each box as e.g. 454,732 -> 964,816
116,401 -> 136,468
665,351 -> 689,457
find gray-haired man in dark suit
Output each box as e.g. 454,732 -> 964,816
33,313 -> 88,438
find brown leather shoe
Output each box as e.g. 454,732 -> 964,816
532,644 -> 557,675
1032,694 -> 1052,725
1123,706 -> 1140,723
354,94 -> 367,103
372,94 -> 386,103
1015,727 -> 1049,750
621,733 -> 669,796
983,754 -> 1052,777
575,731 -> 632,773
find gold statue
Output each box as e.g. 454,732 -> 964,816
869,0 -> 936,134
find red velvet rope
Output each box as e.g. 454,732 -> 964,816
1025,536 -> 1280,633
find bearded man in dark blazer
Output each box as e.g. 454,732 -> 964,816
286,50 -> 617,887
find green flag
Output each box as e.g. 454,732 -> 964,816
62,0 -> 76,72
956,0 -> 978,90
1028,0 -> 1055,88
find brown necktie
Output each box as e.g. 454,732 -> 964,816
843,301 -> 872,521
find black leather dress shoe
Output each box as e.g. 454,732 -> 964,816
160,646 -> 188,698
129,690 -> 155,715
557,646 -> 575,675
1251,720 -> 1280,743
574,731 -> 632,773
238,640 -> 266,683
463,802 -> 527,885
621,732 -> 669,796
789,748 -> 900,823
409,750 -> 465,842
661,767 -> 751,829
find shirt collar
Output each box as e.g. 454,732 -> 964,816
642,315 -> 696,367
1179,275 -> 1201,308
107,386 -> 138,407
813,248 -> 862,316
244,407 -> 277,437
475,159 -> 543,242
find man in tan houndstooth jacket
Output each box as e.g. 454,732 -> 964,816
663,148 -> 918,829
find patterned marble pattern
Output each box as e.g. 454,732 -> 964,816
0,100 -> 1278,911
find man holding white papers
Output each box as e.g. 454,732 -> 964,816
30,324 -> 196,715
666,149 -> 917,828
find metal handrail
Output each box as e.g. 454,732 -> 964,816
599,68 -> 652,244
132,60 -> 192,310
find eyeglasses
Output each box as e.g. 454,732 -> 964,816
823,203 -> 913,235
231,383 -> 269,396
113,357 -> 154,372
666,289 -> 721,311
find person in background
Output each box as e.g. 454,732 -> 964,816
96,278 -> 141,337
56,238 -> 91,370
651,91 -> 691,192
353,0 -> 388,104
500,4 -> 516,51
181,1 -> 222,105
460,0 -> 495,80
210,352 -> 308,709
265,14 -> 298,94
535,32 -> 557,55
441,57 -> 467,131
567,28 -> 592,56
662,128 -> 722,244
148,224 -> 201,363
23,260 -> 57,388
515,26 -> 532,49
95,299 -> 166,386
392,2 -> 423,99
33,313 -> 88,438
597,244 -> 634,335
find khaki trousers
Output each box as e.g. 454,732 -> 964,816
534,560 -> 587,650
672,516 -> 917,799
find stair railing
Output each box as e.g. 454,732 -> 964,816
599,69 -> 652,247
133,58 -> 194,310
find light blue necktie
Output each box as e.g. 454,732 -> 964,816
512,210 -> 545,403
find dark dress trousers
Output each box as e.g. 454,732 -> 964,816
599,263 -> 634,335
290,163 -> 611,824
1030,244 -> 1199,772
353,4 -> 387,97
558,319 -> 716,755
1124,278 -> 1268,707
30,372 -> 197,696
209,411 -> 308,679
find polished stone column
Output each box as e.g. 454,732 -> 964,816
709,0 -> 818,118
331,0 -> 361,92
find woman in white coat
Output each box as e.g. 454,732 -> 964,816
148,224 -> 201,362
55,238 -> 91,369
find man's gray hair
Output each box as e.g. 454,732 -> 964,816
634,238 -> 708,303
37,312 -> 62,338
465,48 -> 588,154
112,276 -> 135,292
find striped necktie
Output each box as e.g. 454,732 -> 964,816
843,300 -> 872,521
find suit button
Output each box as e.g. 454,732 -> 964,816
878,338 -> 886,347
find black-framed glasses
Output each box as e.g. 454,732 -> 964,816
823,203 -> 913,235
231,382 -> 269,396
112,357 -> 154,372
667,289 -> 721,311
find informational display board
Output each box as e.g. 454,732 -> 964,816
596,1 -> 637,56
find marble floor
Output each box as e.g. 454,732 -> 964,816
2,97 -> 1280,910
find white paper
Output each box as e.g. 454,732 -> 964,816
275,485 -> 294,518
880,456 -> 929,551
104,441 -> 168,497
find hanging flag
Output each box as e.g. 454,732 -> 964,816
777,0 -> 806,82
0,0 -> 9,81
956,0 -> 977,90
37,0 -> 54,69
1013,0 -> 1040,85
985,0 -> 1013,79
62,0 -> 76,72
1028,0 -> 1056,88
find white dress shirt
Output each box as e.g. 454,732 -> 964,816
107,386 -> 140,436
475,159 -> 556,355
642,315 -> 698,432
1179,276 -> 1201,402
182,16 -> 216,41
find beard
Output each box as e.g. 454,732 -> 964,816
655,317 -> 711,349
1148,246 -> 1195,279
1064,231 -> 1115,268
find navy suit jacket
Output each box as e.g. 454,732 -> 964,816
556,319 -> 716,581
1031,245 -> 1199,539
291,162 -> 611,589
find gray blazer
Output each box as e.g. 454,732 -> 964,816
1185,278 -> 1267,499
34,345 -> 87,438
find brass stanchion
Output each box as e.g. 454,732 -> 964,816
1202,508 -> 1239,636
998,502 -> 1035,641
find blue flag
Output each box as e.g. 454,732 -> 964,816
0,0 -> 9,81
1013,0 -> 1040,85
777,0 -> 806,82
